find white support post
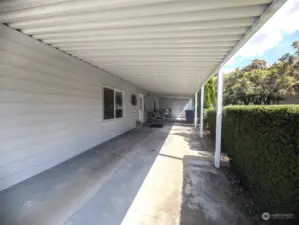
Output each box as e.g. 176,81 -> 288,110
194,91 -> 198,128
215,68 -> 224,168
200,85 -> 205,138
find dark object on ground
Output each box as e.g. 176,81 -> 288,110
152,112 -> 163,123
151,111 -> 164,126
185,109 -> 194,123
150,124 -> 164,128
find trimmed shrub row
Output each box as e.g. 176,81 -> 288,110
207,105 -> 299,216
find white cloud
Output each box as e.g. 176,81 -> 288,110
227,0 -> 299,63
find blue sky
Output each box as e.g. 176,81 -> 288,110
224,0 -> 299,73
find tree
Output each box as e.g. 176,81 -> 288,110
292,41 -> 299,56
223,41 -> 299,105
243,59 -> 267,71
204,76 -> 216,109
197,76 -> 216,115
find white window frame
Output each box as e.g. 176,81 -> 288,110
103,86 -> 124,120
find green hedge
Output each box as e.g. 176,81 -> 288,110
207,110 -> 216,142
207,105 -> 299,215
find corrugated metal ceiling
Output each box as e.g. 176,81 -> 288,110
0,0 -> 287,96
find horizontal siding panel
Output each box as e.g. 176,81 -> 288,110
0,121 -> 126,173
0,119 -> 122,155
0,26 -> 109,78
0,38 -> 109,87
0,126 -> 132,191
0,134 -> 100,190
0,76 -> 102,99
0,102 -> 103,116
1,126 -> 98,156
0,122 -> 131,180
0,49 -> 103,88
0,26 -> 131,89
0,113 -> 126,137
0,112 -> 103,130
0,37 -> 92,75
0,90 -> 102,104
0,24 -> 144,191
0,63 -> 102,93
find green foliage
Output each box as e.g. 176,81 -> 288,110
197,76 -> 216,116
207,105 -> 299,214
292,41 -> 299,56
204,76 -> 217,109
224,41 -> 299,105
207,110 -> 216,142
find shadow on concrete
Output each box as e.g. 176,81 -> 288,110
158,153 -> 182,161
166,124 -> 252,224
170,124 -> 253,225
163,118 -> 194,127
172,123 -> 194,127
0,125 -> 173,225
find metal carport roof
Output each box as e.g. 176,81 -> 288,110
0,0 -> 287,96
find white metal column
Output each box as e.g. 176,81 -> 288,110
200,85 -> 205,138
194,91 -> 198,128
215,68 -> 224,168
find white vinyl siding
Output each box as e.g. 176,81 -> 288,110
159,97 -> 191,119
146,96 -> 159,112
0,24 -> 143,191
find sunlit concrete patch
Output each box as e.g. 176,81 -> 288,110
121,125 -> 185,225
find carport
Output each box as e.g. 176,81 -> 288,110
0,0 -> 287,224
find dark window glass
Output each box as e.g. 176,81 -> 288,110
115,91 -> 123,118
104,87 -> 114,119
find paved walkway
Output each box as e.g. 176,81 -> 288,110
0,123 -> 252,225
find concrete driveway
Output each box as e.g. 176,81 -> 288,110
0,123 -> 252,225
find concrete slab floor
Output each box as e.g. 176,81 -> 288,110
0,124 -> 252,225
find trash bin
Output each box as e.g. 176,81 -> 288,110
185,110 -> 194,123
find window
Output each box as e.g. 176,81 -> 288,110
103,87 -> 123,120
